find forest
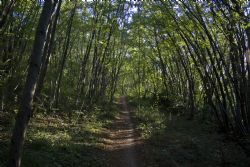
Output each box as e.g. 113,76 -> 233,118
0,0 -> 250,167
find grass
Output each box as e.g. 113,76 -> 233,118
0,105 -> 119,167
1,98 -> 250,167
130,97 -> 250,167
134,106 -> 166,139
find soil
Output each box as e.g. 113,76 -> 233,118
104,96 -> 142,167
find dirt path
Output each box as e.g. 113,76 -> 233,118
104,96 -> 141,167
101,97 -> 250,167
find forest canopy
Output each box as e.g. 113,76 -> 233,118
0,0 -> 250,167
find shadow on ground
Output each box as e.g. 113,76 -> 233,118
1,98 -> 250,167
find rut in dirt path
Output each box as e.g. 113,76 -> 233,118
104,96 -> 141,167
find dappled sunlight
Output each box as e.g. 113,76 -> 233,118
30,131 -> 72,146
102,96 -> 143,167
103,114 -> 142,150
1,0 -> 250,166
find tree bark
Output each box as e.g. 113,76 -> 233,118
34,0 -> 62,100
7,1 -> 55,167
54,2 -> 76,107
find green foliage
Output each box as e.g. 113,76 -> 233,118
135,106 -> 166,139
1,0 -> 250,166
0,107 -> 118,167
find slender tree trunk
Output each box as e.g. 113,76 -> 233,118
75,28 -> 96,107
7,1 -> 55,167
245,26 -> 250,125
34,0 -> 62,100
54,2 -> 76,107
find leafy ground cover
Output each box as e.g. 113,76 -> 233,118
0,106 -> 119,167
134,108 -> 250,167
1,99 -> 250,167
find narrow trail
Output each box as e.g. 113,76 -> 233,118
104,96 -> 141,167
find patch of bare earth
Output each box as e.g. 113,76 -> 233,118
103,96 -> 142,167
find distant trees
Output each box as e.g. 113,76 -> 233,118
4,1 -> 129,165
125,0 -> 250,135
1,0 -> 250,166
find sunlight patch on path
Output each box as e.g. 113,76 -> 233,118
103,96 -> 141,167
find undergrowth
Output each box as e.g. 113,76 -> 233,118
0,105 -> 119,167
135,106 -> 166,139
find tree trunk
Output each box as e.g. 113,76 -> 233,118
7,1 -> 55,167
54,2 -> 76,107
34,0 -> 62,100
